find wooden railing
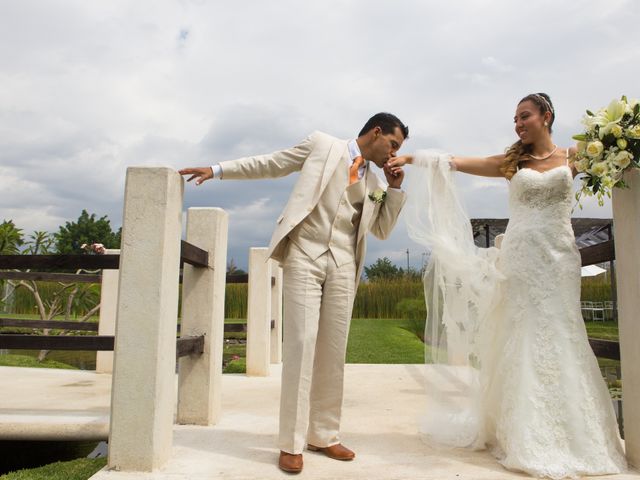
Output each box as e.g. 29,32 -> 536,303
0,241 -> 213,360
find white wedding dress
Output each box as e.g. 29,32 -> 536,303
406,152 -> 627,479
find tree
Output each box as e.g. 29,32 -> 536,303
0,220 -> 24,254
226,258 -> 247,277
5,228 -> 101,362
55,210 -> 121,254
364,257 -> 403,282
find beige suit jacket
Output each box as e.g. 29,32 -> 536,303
219,131 -> 406,286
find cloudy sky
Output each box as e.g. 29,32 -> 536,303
1,0 -> 638,270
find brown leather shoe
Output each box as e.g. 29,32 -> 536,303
279,451 -> 303,473
307,443 -> 355,461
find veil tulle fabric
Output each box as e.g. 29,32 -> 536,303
405,150 -> 503,448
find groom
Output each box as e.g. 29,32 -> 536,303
179,112 -> 408,474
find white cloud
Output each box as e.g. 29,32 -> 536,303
0,0 -> 637,269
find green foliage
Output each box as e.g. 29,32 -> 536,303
0,220 -> 24,254
226,258 -> 247,277
225,284 -> 248,318
396,297 -> 427,340
364,257 -> 403,281
0,354 -> 76,369
23,231 -> 54,255
353,279 -> 423,318
0,458 -> 106,480
54,210 -> 120,254
580,277 -> 612,302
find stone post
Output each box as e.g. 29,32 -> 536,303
246,248 -> 271,377
177,208 -> 228,425
612,168 -> 640,467
108,167 -> 183,472
96,249 -> 120,374
270,261 -> 283,364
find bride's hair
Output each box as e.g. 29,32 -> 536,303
501,93 -> 555,180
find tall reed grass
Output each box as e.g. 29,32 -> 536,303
3,276 -> 614,319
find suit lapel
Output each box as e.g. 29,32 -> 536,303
315,140 -> 348,204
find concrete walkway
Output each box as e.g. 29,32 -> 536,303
0,366 -> 111,440
0,365 -> 638,479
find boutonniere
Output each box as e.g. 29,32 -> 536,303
368,189 -> 386,204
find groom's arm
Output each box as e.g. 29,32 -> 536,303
369,187 -> 406,240
217,134 -> 314,180
179,134 -> 315,184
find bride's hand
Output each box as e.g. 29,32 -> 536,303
386,154 -> 413,175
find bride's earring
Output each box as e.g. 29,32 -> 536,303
544,121 -> 549,127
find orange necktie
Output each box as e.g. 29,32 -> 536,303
349,155 -> 364,185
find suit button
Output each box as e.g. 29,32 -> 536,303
289,223 -> 295,228
307,207 -> 313,212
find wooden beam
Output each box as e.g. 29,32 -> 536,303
588,338 -> 620,360
580,239 -> 615,266
0,318 -> 99,331
180,240 -> 208,268
176,335 -> 205,357
0,271 -> 101,283
0,254 -> 120,270
0,334 -> 114,351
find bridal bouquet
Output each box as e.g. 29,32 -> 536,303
573,96 -> 640,206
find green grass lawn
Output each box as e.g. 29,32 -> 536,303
346,318 -> 424,363
585,321 -> 619,341
0,458 -> 106,480
0,354 -> 75,370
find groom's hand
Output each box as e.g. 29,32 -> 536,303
178,167 -> 213,186
383,162 -> 404,189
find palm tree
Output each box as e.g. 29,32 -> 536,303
0,220 -> 23,254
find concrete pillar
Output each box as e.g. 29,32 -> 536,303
177,208 -> 228,425
246,248 -> 271,377
612,167 -> 640,467
108,167 -> 183,472
270,261 -> 283,364
96,250 -> 120,374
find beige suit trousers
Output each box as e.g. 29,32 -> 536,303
278,242 -> 357,454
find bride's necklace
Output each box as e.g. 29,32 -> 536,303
527,144 -> 558,161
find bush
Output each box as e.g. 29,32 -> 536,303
396,298 -> 427,340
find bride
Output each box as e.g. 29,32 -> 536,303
388,93 -> 627,478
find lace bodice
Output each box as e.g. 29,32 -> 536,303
509,165 -> 574,222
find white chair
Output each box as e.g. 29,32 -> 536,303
604,301 -> 614,321
581,301 -> 593,321
592,302 -> 605,322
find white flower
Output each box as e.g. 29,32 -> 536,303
586,141 -> 604,158
574,158 -> 590,173
368,189 -> 387,204
627,124 -> 640,139
605,98 -> 626,123
600,122 -> 624,139
624,98 -> 639,115
617,138 -> 628,150
612,150 -> 633,169
590,161 -> 609,178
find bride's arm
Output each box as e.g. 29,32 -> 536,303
453,154 -> 505,177
388,153 -> 506,178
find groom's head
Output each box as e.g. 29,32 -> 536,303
357,112 -> 409,168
